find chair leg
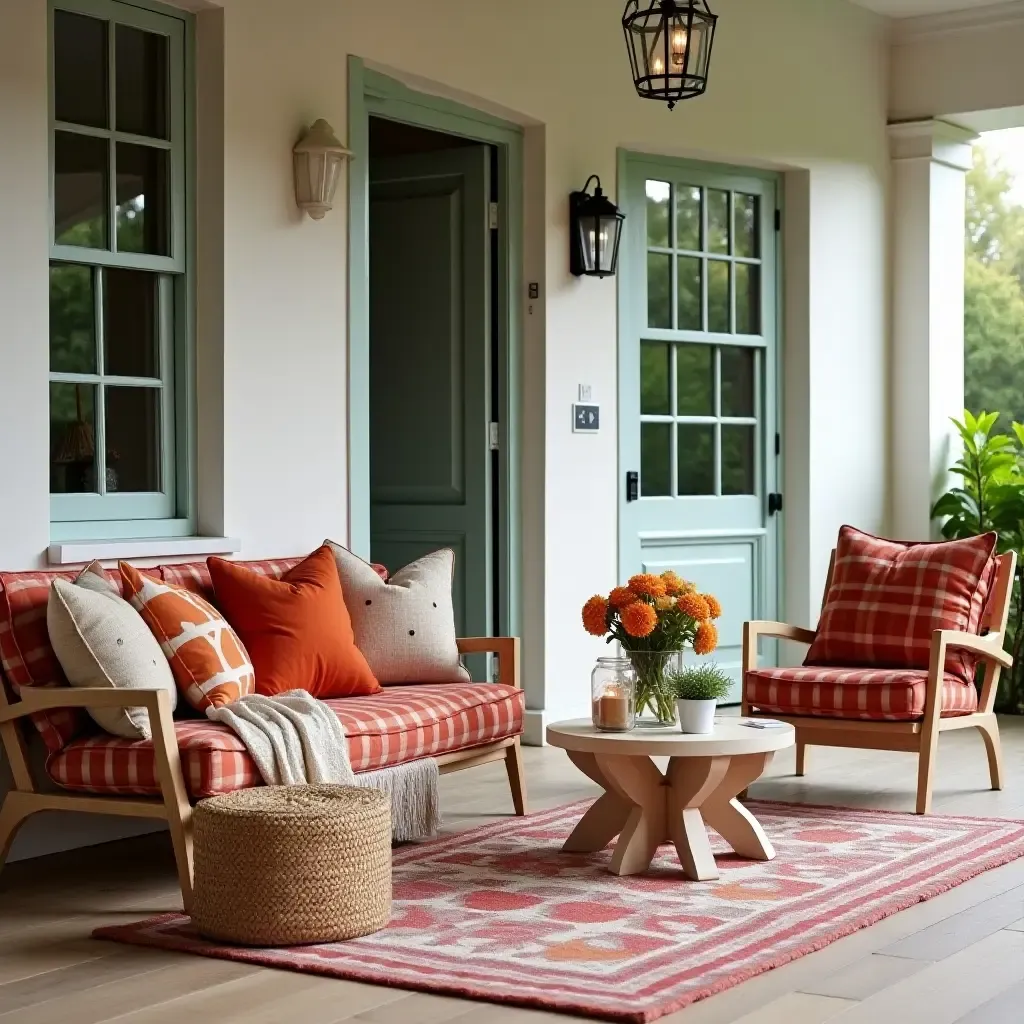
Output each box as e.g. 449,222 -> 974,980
975,716 -> 1004,791
0,792 -> 38,875
916,732 -> 940,815
796,740 -> 808,777
504,738 -> 528,816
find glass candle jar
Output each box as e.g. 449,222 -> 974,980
591,657 -> 636,732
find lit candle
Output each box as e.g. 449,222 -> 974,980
596,685 -> 630,731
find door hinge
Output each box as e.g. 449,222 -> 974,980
774,209 -> 781,232
775,432 -> 781,456
768,492 -> 784,516
489,422 -> 500,451
489,202 -> 499,230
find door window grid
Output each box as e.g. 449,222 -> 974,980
640,342 -> 760,498
49,0 -> 188,527
645,180 -> 763,338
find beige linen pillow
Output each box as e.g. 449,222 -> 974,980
327,541 -> 471,685
47,562 -> 177,740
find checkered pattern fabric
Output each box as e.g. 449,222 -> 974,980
745,666 -> 979,721
0,568 -> 117,751
0,555 -> 386,752
805,527 -> 997,684
46,683 -> 524,798
160,557 -> 387,604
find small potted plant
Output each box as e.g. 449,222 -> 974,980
667,663 -> 733,734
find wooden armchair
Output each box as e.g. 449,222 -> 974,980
0,637 -> 525,910
742,552 -> 1015,815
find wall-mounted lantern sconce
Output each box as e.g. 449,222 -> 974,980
570,176 -> 626,279
293,119 -> 352,220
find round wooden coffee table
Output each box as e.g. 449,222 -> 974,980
546,719 -> 795,880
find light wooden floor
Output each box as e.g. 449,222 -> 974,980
1,717 -> 1022,1023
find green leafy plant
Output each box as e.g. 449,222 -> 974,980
932,411 -> 1024,714
667,663 -> 733,702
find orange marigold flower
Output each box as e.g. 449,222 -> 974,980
660,571 -> 687,596
677,592 -> 711,622
628,573 -> 667,599
702,594 -> 723,620
582,596 -> 609,637
694,621 -> 719,655
609,586 -> 638,610
621,600 -> 658,638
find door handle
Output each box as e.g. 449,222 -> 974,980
768,493 -> 784,516
626,471 -> 639,503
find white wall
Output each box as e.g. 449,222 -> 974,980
891,15 -> 1024,121
0,0 -> 891,855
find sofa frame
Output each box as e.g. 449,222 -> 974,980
0,637 -> 526,910
742,551 -> 1015,815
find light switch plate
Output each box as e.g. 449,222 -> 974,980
573,404 -> 600,432
578,384 -> 593,403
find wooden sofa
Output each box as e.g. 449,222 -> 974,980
0,559 -> 526,911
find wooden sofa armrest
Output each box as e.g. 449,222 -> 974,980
0,686 -> 176,724
457,637 -> 520,689
935,629 -> 1013,670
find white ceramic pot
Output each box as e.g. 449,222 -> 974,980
677,698 -> 717,735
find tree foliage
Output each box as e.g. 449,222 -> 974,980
965,147 -> 1024,424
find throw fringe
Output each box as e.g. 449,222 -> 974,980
357,759 -> 441,842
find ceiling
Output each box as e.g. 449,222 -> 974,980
851,0 -> 1012,16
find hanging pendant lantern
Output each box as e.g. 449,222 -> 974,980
622,1 -> 718,110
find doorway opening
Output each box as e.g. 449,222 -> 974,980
367,116 -> 503,671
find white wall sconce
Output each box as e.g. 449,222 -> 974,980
293,119 -> 352,220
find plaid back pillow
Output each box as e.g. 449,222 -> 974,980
805,526 -> 997,684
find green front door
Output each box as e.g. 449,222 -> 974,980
618,155 -> 781,701
368,144 -> 493,660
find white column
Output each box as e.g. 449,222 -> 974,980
889,120 -> 975,540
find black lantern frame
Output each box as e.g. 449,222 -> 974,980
569,176 -> 626,279
623,0 -> 718,110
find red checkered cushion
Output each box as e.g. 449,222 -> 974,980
161,557 -> 388,604
805,527 -> 997,684
46,683 -> 524,798
745,666 -> 978,721
0,567 -> 119,751
1,555 -> 374,753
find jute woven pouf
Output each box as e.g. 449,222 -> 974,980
191,785 -> 391,946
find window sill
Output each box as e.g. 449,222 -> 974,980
47,537 -> 242,566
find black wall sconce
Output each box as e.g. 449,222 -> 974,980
570,176 -> 626,279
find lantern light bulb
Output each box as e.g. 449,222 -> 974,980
671,28 -> 688,66
652,55 -> 665,75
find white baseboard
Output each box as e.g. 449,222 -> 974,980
523,710 -> 547,746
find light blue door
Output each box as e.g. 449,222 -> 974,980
618,155 -> 780,701
369,145 -> 492,665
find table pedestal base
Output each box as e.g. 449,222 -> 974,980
563,750 -> 775,879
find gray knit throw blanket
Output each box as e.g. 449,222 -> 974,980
206,689 -> 441,841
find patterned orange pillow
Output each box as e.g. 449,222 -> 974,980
120,562 -> 254,713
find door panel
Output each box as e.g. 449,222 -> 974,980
369,145 -> 492,667
620,158 -> 780,702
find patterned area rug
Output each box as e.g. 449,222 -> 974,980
95,800 -> 1024,1022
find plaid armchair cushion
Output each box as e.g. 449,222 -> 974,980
804,527 -> 997,684
47,683 -> 525,799
745,666 -> 978,722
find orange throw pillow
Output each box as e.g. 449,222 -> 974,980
207,545 -> 380,699
120,562 -> 255,713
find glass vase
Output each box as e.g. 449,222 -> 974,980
591,657 -> 636,732
626,649 -> 683,727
